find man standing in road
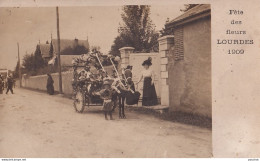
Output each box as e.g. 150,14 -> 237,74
0,74 -> 4,94
6,74 -> 14,94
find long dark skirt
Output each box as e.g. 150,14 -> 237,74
47,84 -> 54,95
142,77 -> 158,106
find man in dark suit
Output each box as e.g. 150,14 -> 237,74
0,74 -> 3,94
6,74 -> 14,94
124,65 -> 135,91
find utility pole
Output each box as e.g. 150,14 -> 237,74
17,43 -> 22,87
56,6 -> 63,94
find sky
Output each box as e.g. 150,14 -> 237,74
0,5 -> 183,70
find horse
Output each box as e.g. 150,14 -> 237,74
110,69 -> 135,119
110,79 -> 127,119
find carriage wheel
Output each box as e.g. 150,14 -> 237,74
73,90 -> 85,113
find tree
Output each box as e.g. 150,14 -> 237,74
110,5 -> 159,57
159,4 -> 199,37
13,61 -> 19,78
49,41 -> 54,58
110,34 -> 128,57
34,45 -> 46,69
180,4 -> 198,12
159,18 -> 173,37
22,44 -> 48,76
22,53 -> 35,73
91,45 -> 101,52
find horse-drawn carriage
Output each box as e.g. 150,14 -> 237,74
72,51 -> 115,112
73,76 -> 104,113
71,51 -> 140,118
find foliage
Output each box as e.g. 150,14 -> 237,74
49,41 -> 54,58
22,53 -> 35,73
34,45 -> 46,69
159,4 -> 199,37
13,61 -> 19,78
22,45 -> 49,76
110,35 -> 127,57
91,46 -> 101,52
110,5 -> 159,57
180,4 -> 198,12
159,18 -> 173,37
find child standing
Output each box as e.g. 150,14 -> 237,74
100,80 -> 115,120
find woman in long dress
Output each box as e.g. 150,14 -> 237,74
136,57 -> 158,106
46,74 -> 54,95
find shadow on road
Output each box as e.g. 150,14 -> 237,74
127,107 -> 212,129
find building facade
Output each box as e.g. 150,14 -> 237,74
164,4 -> 211,117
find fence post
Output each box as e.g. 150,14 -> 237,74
119,47 -> 135,69
158,35 -> 174,106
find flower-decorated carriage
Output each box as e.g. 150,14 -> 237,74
71,51 -> 121,113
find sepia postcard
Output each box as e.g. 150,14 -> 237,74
0,0 -> 259,159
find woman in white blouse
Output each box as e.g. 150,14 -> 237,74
136,57 -> 158,106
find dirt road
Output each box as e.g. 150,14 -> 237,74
0,88 -> 212,158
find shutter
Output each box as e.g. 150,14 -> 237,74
174,27 -> 184,61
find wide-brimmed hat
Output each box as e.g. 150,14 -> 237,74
126,65 -> 133,69
142,57 -> 152,66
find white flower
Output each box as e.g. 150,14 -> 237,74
114,56 -> 120,62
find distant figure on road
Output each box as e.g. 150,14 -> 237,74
6,74 -> 14,94
0,74 -> 4,94
46,74 -> 54,95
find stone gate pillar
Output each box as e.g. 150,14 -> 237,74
158,35 -> 174,106
119,47 -> 135,69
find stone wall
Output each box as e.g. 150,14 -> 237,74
60,55 -> 78,66
22,71 -> 73,95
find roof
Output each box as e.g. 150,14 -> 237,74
166,4 -> 210,29
52,38 -> 90,54
39,44 -> 51,58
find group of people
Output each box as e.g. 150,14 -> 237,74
99,57 -> 159,106
46,56 -> 158,120
121,57 -> 158,106
98,57 -> 158,120
97,66 -> 136,120
0,74 -> 15,94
